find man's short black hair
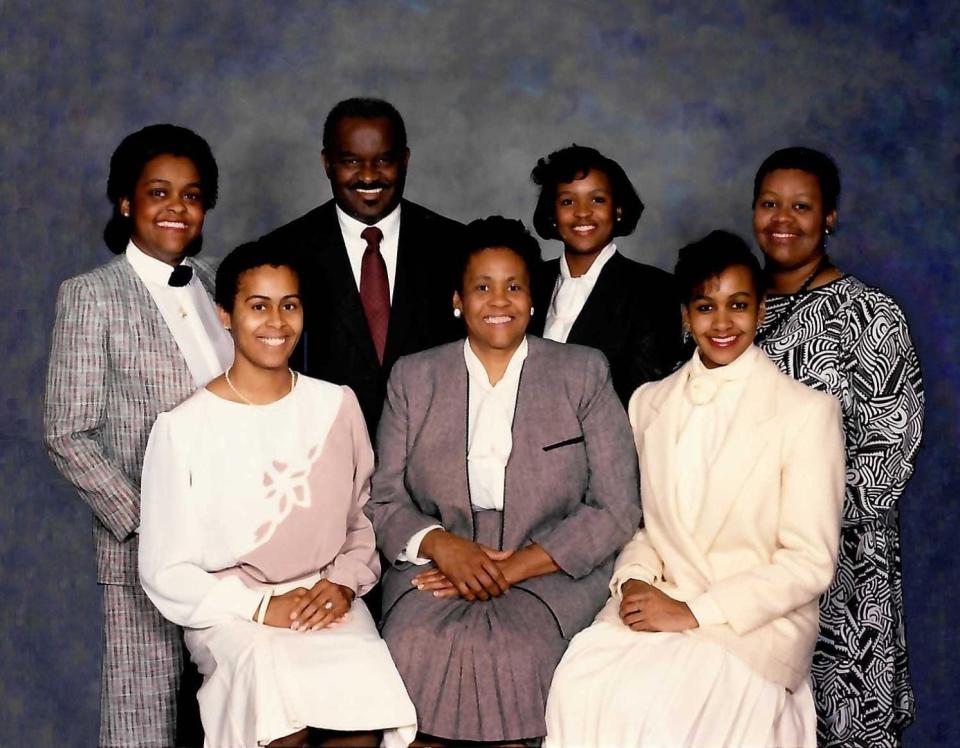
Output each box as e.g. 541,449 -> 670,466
322,97 -> 408,153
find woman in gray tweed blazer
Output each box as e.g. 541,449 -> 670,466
43,125 -> 232,747
366,216 -> 641,745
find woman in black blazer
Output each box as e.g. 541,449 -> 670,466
529,145 -> 682,402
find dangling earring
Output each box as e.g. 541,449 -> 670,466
530,307 -> 535,317
453,308 -> 462,319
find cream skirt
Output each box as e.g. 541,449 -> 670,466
544,599 -> 815,748
186,598 -> 416,747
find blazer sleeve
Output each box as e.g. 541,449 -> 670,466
43,276 -> 140,541
365,357 -> 448,564
705,393 -> 845,634
324,388 -> 381,596
138,413 -> 264,627
530,352 -> 642,578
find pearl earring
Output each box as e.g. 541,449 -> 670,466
453,308 -> 462,319
530,307 -> 535,317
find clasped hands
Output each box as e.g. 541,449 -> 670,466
618,579 -> 698,632
412,529 -> 518,602
257,579 -> 355,631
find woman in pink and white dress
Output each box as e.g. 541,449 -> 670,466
139,242 -> 416,748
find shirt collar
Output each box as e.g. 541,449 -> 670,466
463,336 -> 529,391
125,239 -> 191,287
559,242 -> 616,281
335,203 -> 402,242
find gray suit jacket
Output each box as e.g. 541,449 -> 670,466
44,254 -> 217,585
367,336 -> 642,638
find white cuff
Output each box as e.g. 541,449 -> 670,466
687,591 -> 727,627
397,525 -> 444,565
609,564 -> 657,599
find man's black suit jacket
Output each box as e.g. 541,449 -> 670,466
260,199 -> 464,436
530,250 -> 682,405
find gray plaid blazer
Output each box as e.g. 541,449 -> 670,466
44,254 -> 218,585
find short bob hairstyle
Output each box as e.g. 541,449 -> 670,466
322,97 -> 408,154
752,146 -> 842,216
674,230 -> 766,305
454,216 -> 542,295
215,241 -> 301,313
103,124 -> 219,255
531,144 -> 644,241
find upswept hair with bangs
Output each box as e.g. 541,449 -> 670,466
531,144 -> 644,241
103,123 -> 219,255
674,230 -> 766,305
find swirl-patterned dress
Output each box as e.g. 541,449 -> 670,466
757,275 -> 923,748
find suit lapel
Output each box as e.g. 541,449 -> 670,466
692,356 -> 779,550
430,344 -> 475,540
566,252 -> 624,344
640,366 -> 688,545
117,260 -> 195,400
501,339 -> 556,547
384,203 -> 416,364
316,205 -> 380,367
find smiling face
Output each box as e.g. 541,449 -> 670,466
120,154 -> 205,266
554,169 -> 620,258
454,247 -> 532,358
753,168 -> 837,274
218,264 -> 303,373
683,264 -> 764,369
322,116 -> 409,225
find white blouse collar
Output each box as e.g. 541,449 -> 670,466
125,239 -> 191,286
559,242 -> 616,281
463,336 -> 529,389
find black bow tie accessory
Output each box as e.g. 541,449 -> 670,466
168,265 -> 194,287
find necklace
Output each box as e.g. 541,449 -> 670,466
755,255 -> 831,344
224,367 -> 296,405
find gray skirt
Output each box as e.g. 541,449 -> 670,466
381,511 -> 568,743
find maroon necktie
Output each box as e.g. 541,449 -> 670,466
359,226 -> 389,362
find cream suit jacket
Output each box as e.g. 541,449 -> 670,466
614,351 -> 844,691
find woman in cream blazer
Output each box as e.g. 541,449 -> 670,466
545,230 -> 844,748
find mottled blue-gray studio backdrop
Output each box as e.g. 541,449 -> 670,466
2,1 -> 957,745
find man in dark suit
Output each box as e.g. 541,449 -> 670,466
261,98 -> 463,436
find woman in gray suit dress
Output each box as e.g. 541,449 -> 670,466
366,216 -> 641,746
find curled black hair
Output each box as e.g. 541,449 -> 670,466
455,216 -> 542,295
103,124 -> 219,255
752,146 -> 841,215
531,144 -> 644,241
322,97 -> 408,153
215,242 -> 301,313
674,230 -> 765,304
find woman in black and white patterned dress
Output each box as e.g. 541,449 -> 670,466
751,147 -> 924,748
